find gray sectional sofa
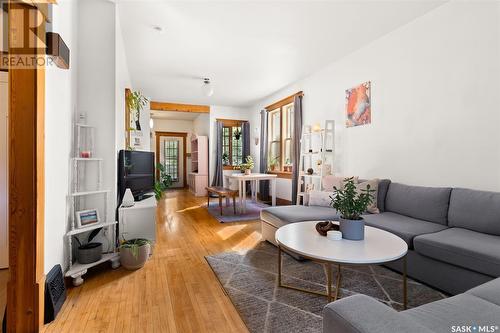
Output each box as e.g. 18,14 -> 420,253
323,277 -> 500,333
260,180 -> 500,295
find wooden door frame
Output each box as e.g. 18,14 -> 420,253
155,132 -> 188,188
7,2 -> 47,332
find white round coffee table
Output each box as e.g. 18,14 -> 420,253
275,221 -> 409,307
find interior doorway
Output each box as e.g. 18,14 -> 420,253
155,132 -> 188,188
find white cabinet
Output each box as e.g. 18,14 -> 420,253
118,194 -> 157,245
0,72 -> 8,269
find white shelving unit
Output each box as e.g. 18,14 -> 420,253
296,120 -> 335,205
65,121 -> 120,287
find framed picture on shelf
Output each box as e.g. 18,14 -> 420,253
76,209 -> 100,228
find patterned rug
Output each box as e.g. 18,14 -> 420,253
205,200 -> 268,223
206,242 -> 447,333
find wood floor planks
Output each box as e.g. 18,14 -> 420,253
41,189 -> 260,333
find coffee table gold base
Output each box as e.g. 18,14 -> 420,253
277,245 -> 407,309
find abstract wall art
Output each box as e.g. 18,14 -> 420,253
346,81 -> 371,127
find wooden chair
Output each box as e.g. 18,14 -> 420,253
206,186 -> 238,215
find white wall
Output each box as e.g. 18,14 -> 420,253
250,1 -> 500,200
78,0 -> 117,232
44,0 -> 78,273
193,113 -> 210,137
115,10 -> 132,153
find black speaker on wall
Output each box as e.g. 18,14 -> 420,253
44,265 -> 67,324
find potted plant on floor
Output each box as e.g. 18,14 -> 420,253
330,177 -> 374,240
75,228 -> 103,264
239,156 -> 254,175
119,238 -> 151,270
154,162 -> 173,201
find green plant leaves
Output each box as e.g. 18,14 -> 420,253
329,177 -> 375,220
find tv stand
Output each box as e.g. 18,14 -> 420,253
118,193 -> 156,246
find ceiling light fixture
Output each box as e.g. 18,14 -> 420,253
153,25 -> 164,33
202,78 -> 214,97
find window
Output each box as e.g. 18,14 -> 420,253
220,119 -> 245,169
164,139 -> 179,182
267,93 -> 301,175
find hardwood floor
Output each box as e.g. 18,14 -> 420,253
42,189 -> 261,333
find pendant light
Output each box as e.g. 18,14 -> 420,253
202,78 -> 214,97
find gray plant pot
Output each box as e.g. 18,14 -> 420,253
339,218 -> 365,241
77,242 -> 103,264
120,243 -> 151,270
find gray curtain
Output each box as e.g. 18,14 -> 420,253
211,121 -> 224,187
292,95 -> 303,204
242,122 -> 250,160
259,110 -> 270,201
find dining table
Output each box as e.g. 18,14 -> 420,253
224,173 -> 277,214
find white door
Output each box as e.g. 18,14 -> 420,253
159,136 -> 185,188
0,71 -> 8,268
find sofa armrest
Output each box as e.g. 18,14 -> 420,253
323,295 -> 431,333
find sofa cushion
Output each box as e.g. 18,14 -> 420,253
448,188 -> 500,235
385,183 -> 451,225
363,212 -> 448,248
377,179 -> 391,212
403,293 -> 500,333
466,278 -> 500,306
414,228 -> 500,277
260,205 -> 339,229
308,190 -> 334,207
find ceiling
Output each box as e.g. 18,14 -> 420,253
118,1 -> 445,107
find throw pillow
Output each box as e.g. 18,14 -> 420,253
308,190 -> 335,207
322,175 -> 359,191
357,179 -> 380,214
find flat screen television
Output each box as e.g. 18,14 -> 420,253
118,150 -> 155,202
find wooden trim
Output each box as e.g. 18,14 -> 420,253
268,171 -> 292,179
257,193 -> 292,206
155,132 -> 188,188
7,3 -> 46,331
150,101 -> 210,113
124,88 -> 131,149
216,118 -> 247,127
265,91 -> 303,111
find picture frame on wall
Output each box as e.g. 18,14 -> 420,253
76,209 -> 100,228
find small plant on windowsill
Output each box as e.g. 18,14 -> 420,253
329,177 -> 374,241
268,157 -> 279,172
222,152 -> 229,166
239,156 -> 254,175
154,163 -> 173,201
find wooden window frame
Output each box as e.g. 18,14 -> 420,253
217,118 -> 247,170
265,92 -> 303,178
155,132 -> 188,187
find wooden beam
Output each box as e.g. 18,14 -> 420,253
150,101 -> 210,114
265,91 -> 303,111
7,2 -> 45,331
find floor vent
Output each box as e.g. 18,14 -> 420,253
44,264 -> 67,324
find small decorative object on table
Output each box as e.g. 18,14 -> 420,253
76,209 -> 99,228
327,230 -> 342,241
239,155 -> 254,175
121,188 -> 135,207
330,177 -> 374,240
307,168 -> 314,175
315,221 -> 339,236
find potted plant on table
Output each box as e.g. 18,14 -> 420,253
329,177 -> 374,240
239,156 -> 254,175
119,238 -> 151,270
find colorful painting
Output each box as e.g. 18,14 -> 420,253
346,81 -> 371,127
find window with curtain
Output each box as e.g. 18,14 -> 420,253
164,139 -> 179,182
220,119 -> 245,168
267,100 -> 295,174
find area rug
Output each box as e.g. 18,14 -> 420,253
205,200 -> 268,223
206,242 -> 447,333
